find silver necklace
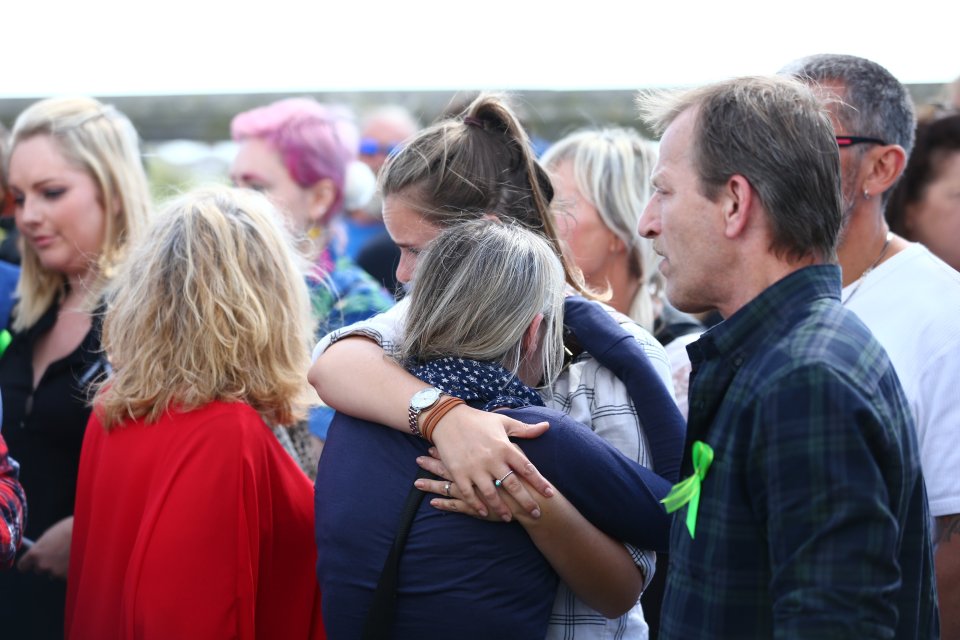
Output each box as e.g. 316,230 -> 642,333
843,232 -> 892,305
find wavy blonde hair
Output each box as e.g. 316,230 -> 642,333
8,97 -> 152,331
95,186 -> 315,430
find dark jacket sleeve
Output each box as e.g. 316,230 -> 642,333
563,296 -> 686,482
508,407 -> 674,553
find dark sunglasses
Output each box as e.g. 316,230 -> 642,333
359,138 -> 401,156
835,135 -> 887,148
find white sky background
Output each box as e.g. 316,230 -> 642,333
3,0 -> 957,98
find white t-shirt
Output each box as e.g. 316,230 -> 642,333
842,243 -> 960,519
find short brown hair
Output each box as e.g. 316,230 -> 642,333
638,75 -> 843,262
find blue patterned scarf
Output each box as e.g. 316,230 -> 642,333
407,357 -> 544,411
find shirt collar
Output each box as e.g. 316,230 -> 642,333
688,264 -> 841,365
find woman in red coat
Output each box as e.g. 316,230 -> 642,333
66,187 -> 323,639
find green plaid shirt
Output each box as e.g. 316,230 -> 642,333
661,265 -> 939,639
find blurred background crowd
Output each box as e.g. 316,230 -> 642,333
0,63 -> 958,638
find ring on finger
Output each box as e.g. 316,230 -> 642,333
443,481 -> 452,497
494,470 -> 515,488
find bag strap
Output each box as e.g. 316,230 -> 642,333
361,467 -> 432,640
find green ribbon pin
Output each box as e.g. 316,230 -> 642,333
0,330 -> 11,358
660,440 -> 714,539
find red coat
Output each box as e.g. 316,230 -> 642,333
67,401 -> 324,639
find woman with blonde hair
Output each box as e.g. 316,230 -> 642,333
230,98 -> 394,452
66,186 -> 323,639
541,128 -> 704,636
0,96 -> 151,637
540,127 -> 661,328
541,127 -> 704,420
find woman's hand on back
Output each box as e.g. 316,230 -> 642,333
429,405 -> 553,521
415,450 -> 532,523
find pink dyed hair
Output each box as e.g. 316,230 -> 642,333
230,98 -> 359,216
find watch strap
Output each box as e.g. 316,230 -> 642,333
421,396 -> 466,443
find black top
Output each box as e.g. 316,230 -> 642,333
0,300 -> 105,537
0,299 -> 105,639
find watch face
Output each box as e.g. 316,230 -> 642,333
411,387 -> 441,411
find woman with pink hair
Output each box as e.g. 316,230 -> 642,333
231,98 -> 394,451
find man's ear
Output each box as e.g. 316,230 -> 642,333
862,144 -> 907,199
307,178 -> 337,225
721,174 -> 754,239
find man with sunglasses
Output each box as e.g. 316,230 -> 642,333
785,54 -> 960,636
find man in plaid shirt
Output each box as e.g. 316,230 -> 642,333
637,76 -> 939,637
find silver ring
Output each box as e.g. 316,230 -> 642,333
443,481 -> 452,497
494,470 -> 515,488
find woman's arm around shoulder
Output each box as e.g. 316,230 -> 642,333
309,332 -> 556,521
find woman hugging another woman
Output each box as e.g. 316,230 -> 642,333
316,219 -> 675,639
310,94 -> 686,638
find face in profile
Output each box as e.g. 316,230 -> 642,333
231,137 -> 317,234
9,134 -> 107,280
381,195 -> 442,284
549,159 -> 620,287
638,108 -> 726,314
905,151 -> 960,271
